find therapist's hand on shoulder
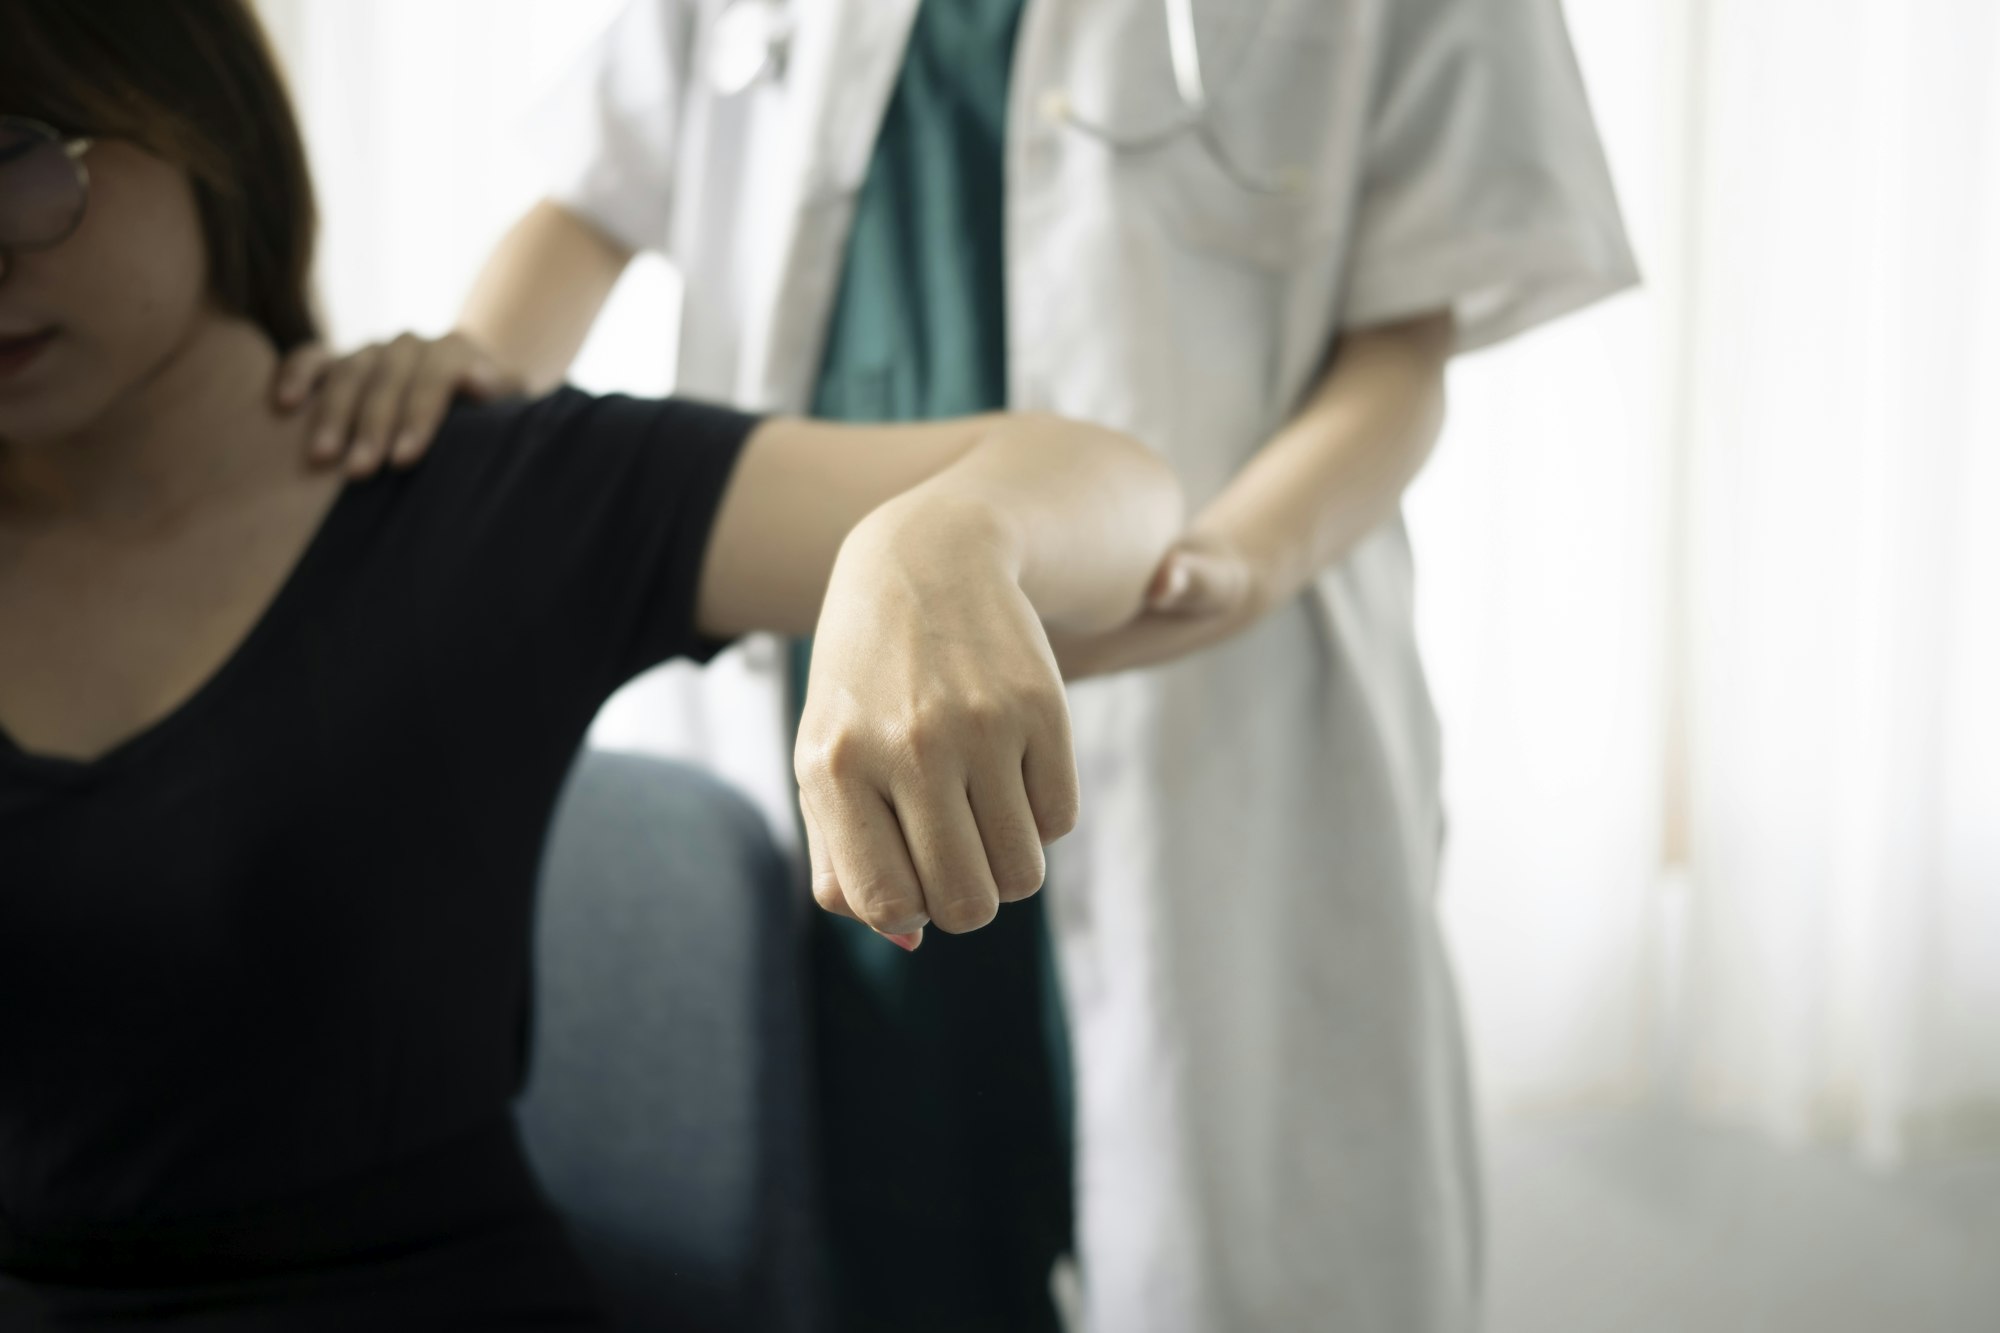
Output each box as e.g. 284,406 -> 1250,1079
273,332 -> 523,477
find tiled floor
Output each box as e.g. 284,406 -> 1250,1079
1485,1110 -> 2000,1333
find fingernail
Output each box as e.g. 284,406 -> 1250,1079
885,930 -> 923,952
313,429 -> 341,458
391,430 -> 419,463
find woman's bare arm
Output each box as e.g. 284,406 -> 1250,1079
700,414 -> 1184,944
697,413 -> 1180,639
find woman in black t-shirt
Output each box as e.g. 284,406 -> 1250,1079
0,3 -> 1187,1327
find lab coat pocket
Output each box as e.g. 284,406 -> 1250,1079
1105,0 -> 1359,271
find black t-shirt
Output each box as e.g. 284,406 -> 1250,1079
0,390 -> 755,1317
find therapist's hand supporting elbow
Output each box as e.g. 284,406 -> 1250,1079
1054,310 -> 1455,679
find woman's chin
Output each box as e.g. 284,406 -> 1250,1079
0,353 -> 105,450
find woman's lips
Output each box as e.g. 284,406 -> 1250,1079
0,328 -> 58,380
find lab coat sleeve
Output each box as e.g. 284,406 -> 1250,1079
1339,0 -> 1640,352
542,0 -> 690,256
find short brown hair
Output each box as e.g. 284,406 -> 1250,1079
1,0 -> 320,350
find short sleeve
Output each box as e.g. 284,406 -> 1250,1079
541,0 -> 690,255
420,390 -> 756,696
1340,0 -> 1640,352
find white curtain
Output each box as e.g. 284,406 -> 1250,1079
259,0 -> 2000,1163
252,0 -> 678,394
1419,0 -> 2000,1164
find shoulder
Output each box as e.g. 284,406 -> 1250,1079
421,387 -> 669,483
431,385 -> 615,462
436,387 -> 755,457
386,387 -> 757,525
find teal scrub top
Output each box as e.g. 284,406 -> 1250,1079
808,4 -> 1017,423
799,4 -> 1076,1332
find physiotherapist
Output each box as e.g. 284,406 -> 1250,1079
280,2 -> 1638,1330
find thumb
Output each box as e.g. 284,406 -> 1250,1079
1146,544 -> 1255,617
273,342 -> 330,410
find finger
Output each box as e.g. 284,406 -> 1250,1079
968,762 -> 1048,905
274,342 -> 330,410
894,774 -> 1001,935
308,348 -> 380,466
1150,548 -> 1254,618
1022,696 -> 1081,844
349,335 -> 426,478
800,788 -> 852,920
387,370 -> 460,468
802,791 -> 923,951
804,773 -> 930,937
1144,551 -> 1192,611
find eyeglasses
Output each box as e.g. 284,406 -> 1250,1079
0,116 -> 95,254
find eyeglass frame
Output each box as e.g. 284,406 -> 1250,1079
0,115 -> 97,255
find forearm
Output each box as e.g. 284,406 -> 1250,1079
456,200 -> 633,394
698,414 -> 1182,640
867,415 -> 1186,636
1202,311 -> 1452,606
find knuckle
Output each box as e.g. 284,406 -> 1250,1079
797,730 -> 865,788
1030,686 -> 1071,732
810,875 -> 846,914
993,854 -> 1046,903
1037,794 -> 1081,842
823,730 -> 871,782
930,891 -> 999,936
961,693 -> 1016,745
852,882 -> 924,933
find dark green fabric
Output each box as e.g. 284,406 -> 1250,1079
795,3 -> 1073,1331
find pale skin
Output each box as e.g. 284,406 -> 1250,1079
275,198 -> 1454,678
0,143 -> 1188,950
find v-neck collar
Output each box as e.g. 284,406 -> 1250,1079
0,481 -> 361,787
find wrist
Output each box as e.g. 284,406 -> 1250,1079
847,488 -> 1025,589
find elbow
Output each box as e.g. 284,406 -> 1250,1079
1077,421 -> 1188,630
1138,431 -> 1187,528
1082,417 -> 1185,547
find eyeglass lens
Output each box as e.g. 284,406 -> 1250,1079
0,119 -> 87,251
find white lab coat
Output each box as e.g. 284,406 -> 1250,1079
550,3 -> 1637,1330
